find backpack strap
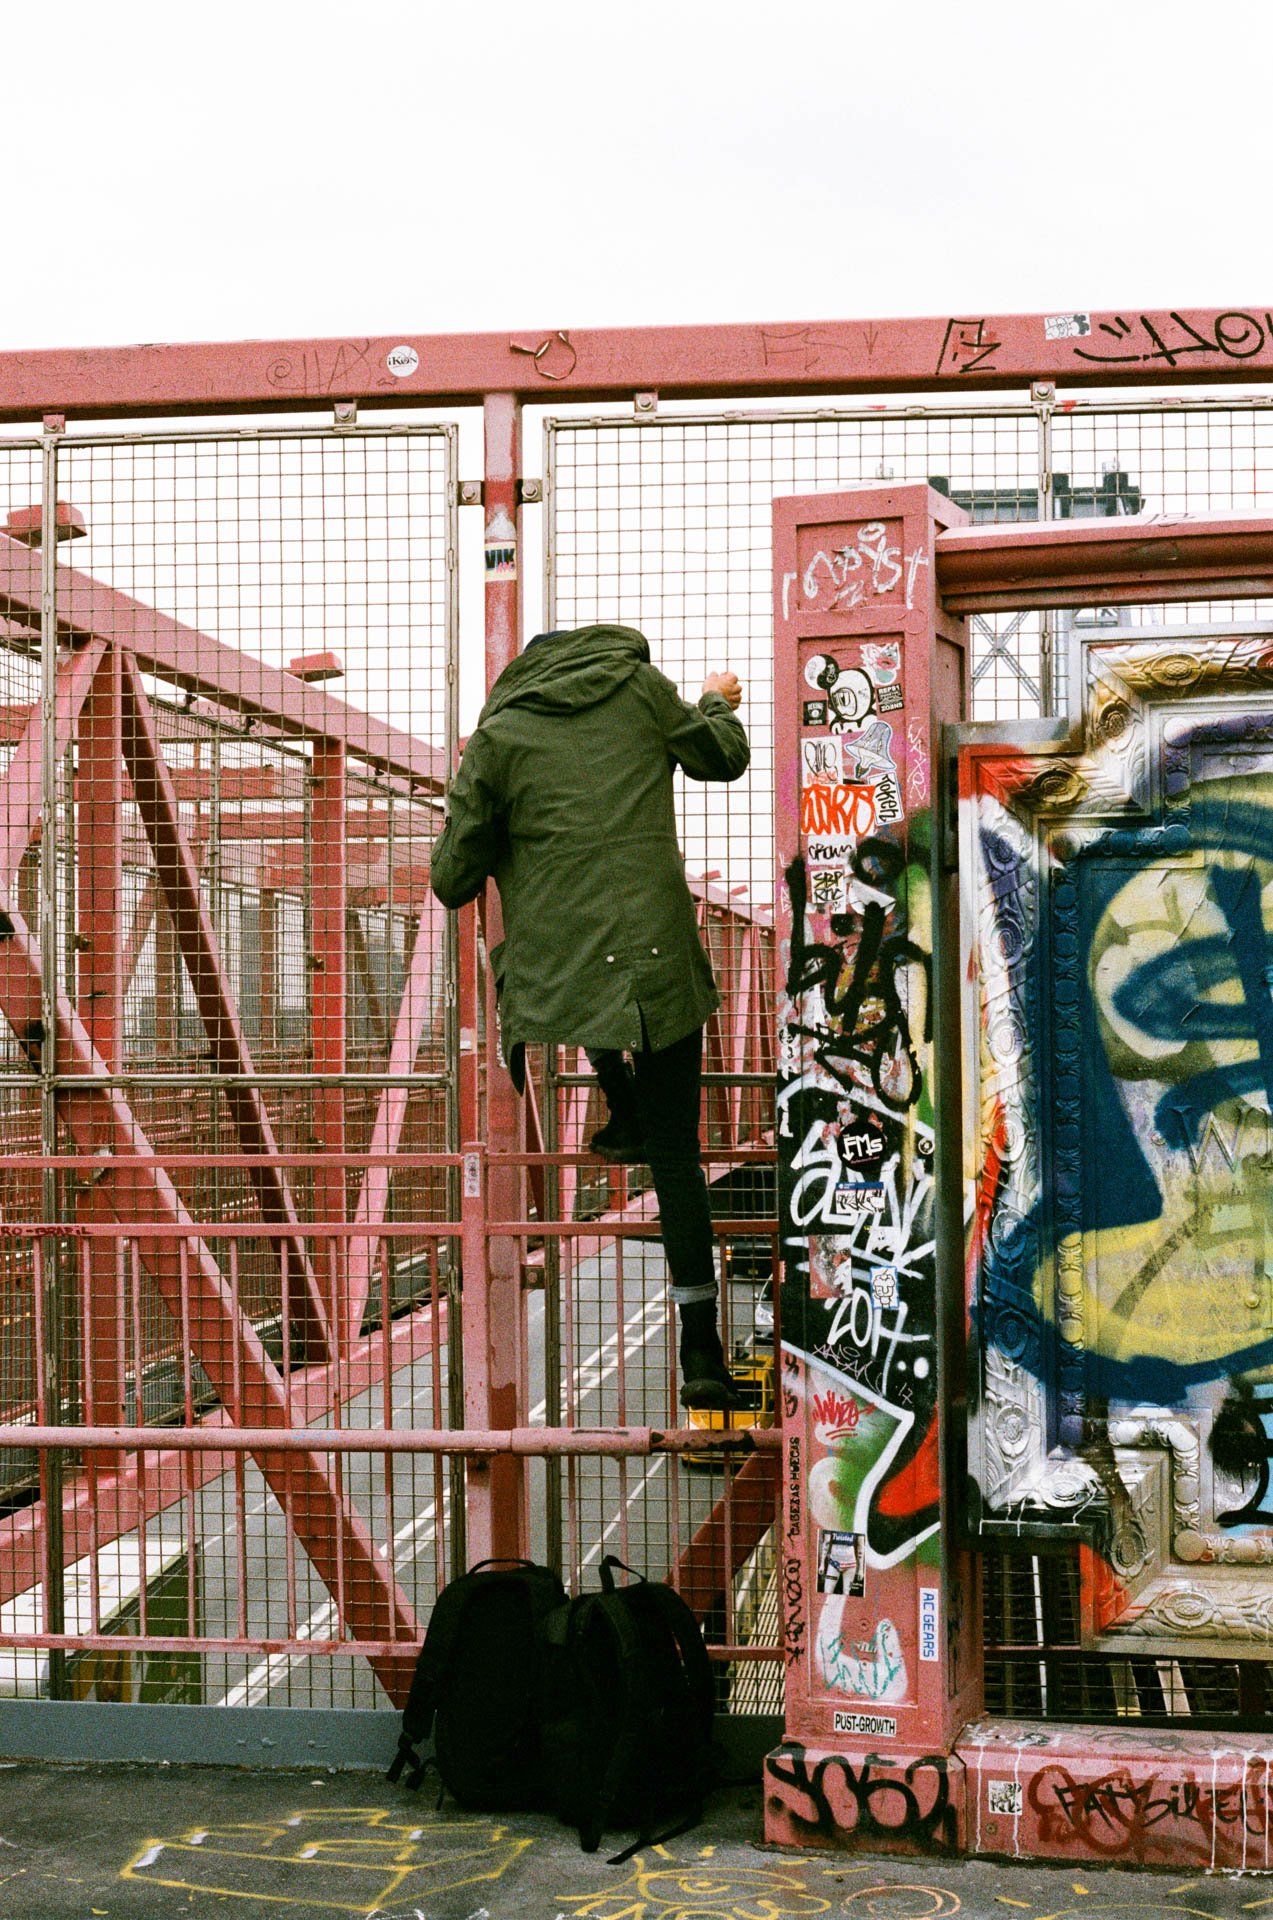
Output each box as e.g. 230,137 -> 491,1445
569,1592 -> 647,1853
599,1554 -> 643,1593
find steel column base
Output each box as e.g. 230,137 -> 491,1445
767,1720 -> 1273,1869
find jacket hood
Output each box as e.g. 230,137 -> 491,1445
480,624 -> 651,719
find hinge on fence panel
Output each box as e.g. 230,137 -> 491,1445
517,478 -> 543,505
634,391 -> 658,417
457,480 -> 484,506
332,401 -> 357,430
42,414 -> 65,437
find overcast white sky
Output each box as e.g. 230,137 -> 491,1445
4,0 -> 1269,353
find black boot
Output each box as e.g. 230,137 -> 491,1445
587,1050 -> 645,1164
677,1299 -> 743,1411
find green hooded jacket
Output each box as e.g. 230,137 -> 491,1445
429,624 -> 750,1055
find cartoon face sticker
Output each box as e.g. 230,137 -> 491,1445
826,668 -> 875,731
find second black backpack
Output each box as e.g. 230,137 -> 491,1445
540,1554 -> 717,1861
387,1558 -> 567,1807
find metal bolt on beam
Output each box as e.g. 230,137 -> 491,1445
457,480 -> 484,506
517,477 -> 543,504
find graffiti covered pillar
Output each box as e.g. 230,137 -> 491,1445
765,485 -> 978,1853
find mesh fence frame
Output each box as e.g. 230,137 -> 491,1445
0,426 -> 459,1708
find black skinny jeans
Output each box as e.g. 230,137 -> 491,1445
590,1027 -> 717,1307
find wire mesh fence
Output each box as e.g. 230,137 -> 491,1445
5,388 -> 1273,1721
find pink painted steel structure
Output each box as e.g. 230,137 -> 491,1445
1,308 -> 1272,1867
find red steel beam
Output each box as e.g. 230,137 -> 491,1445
76,649 -> 128,1433
344,910 -> 445,1348
935,510 -> 1273,613
2,308 -> 1273,417
117,651 -> 329,1357
0,532 -> 445,791
310,742 -> 348,1325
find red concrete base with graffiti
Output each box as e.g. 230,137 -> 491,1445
959,1720 -> 1273,1871
765,1738 -> 965,1855
767,1720 -> 1273,1868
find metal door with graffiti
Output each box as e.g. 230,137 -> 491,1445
960,615 -> 1273,1660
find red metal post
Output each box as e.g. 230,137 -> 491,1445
765,485 -> 978,1853
473,392 -> 527,1561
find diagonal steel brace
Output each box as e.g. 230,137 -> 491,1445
116,650 -> 330,1358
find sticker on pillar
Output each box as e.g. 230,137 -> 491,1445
839,719 -> 895,782
802,736 -> 843,786
833,1708 -> 897,1737
987,1779 -> 1023,1815
484,507 -> 517,581
816,1528 -> 866,1596
805,653 -> 876,732
828,1182 -> 885,1221
862,639 -> 904,713
871,1266 -> 898,1310
783,1428 -> 807,1672
919,1584 -> 940,1662
803,699 -> 828,726
807,866 -> 848,917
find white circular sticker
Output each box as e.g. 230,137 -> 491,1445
386,344 -> 419,379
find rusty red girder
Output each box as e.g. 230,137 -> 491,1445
0,531 -> 444,790
3,308 -> 1273,417
117,650 -> 329,1356
935,509 -> 1273,612
344,911 -> 446,1349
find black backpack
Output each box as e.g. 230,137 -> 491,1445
387,1558 -> 567,1807
540,1555 -> 717,1862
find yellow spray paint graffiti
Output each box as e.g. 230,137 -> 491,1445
558,1843 -> 832,1920
119,1806 -> 532,1914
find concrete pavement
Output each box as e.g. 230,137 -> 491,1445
0,1760 -> 1268,1920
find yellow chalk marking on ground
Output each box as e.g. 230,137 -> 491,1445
994,1900 -> 1031,1910
1071,1885 -> 1089,1895
1241,1897 -> 1273,1910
